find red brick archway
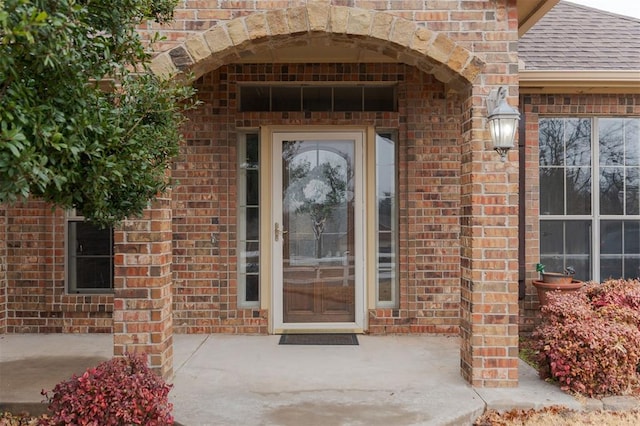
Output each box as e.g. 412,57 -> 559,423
149,4 -> 484,91
118,4 -> 520,388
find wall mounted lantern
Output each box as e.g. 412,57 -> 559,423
487,86 -> 520,162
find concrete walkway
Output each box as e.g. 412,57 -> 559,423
0,334 -> 605,425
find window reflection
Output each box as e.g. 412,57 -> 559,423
540,220 -> 591,281
627,167 -> 640,215
376,133 -> 397,306
566,167 -> 591,215
599,118 -> 640,216
600,221 -> 640,280
539,118 -> 592,215
539,117 -> 640,281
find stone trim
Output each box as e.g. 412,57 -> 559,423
149,4 -> 485,91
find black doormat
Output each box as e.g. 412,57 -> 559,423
279,334 -> 359,345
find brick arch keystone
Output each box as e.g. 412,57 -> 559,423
149,4 -> 485,90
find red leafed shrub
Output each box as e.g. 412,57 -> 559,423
532,279 -> 640,397
40,353 -> 173,426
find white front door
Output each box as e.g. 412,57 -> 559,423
272,131 -> 365,332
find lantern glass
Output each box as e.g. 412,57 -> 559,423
487,87 -> 520,161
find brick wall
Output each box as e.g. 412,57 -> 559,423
2,0 -> 522,386
0,206 -> 6,333
520,93 -> 640,333
4,202 -> 113,333
114,194 -> 174,378
175,62 -> 463,334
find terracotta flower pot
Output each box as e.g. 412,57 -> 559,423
532,279 -> 584,307
541,272 -> 573,284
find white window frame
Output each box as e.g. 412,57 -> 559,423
375,130 -> 399,308
539,117 -> 640,281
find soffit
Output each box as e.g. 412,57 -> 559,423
519,70 -> 640,93
517,0 -> 560,37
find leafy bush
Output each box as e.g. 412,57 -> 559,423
41,353 -> 173,425
532,279 -> 640,396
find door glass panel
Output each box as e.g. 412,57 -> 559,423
282,139 -> 355,323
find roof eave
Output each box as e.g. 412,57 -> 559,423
518,0 -> 560,37
519,70 -> 640,94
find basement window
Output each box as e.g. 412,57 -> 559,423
239,85 -> 397,112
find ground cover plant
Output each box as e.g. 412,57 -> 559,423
531,278 -> 640,397
40,353 -> 173,425
474,406 -> 640,425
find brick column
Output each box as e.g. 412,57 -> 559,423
113,193 -> 174,379
459,87 -> 520,387
0,205 -> 6,334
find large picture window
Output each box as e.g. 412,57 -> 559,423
539,117 -> 640,281
67,211 -> 114,293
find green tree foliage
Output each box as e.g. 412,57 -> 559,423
0,0 -> 195,226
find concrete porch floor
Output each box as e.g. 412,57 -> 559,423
0,334 -> 587,425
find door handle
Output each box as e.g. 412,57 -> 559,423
275,222 -> 288,242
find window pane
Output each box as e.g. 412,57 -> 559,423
245,275 -> 259,302
245,207 -> 259,240
600,167 -> 624,215
627,167 -> 639,215
246,134 -> 259,165
334,87 -> 363,111
539,118 -> 565,166
272,86 -> 301,111
74,222 -> 111,255
625,119 -> 640,166
68,221 -> 113,292
76,258 -> 112,289
302,86 -> 332,111
541,221 -> 563,254
624,222 -> 640,255
566,221 -> 591,255
240,86 -> 270,112
376,133 -> 397,306
600,220 -> 640,280
540,220 -> 591,281
243,241 -> 259,273
565,118 -> 591,166
600,258 -> 623,280
539,168 -> 564,215
600,221 -> 623,254
625,257 -> 640,279
246,170 -> 259,205
364,86 -> 396,111
566,167 -> 591,215
599,118 -> 624,166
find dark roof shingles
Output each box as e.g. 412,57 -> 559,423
519,1 -> 640,70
